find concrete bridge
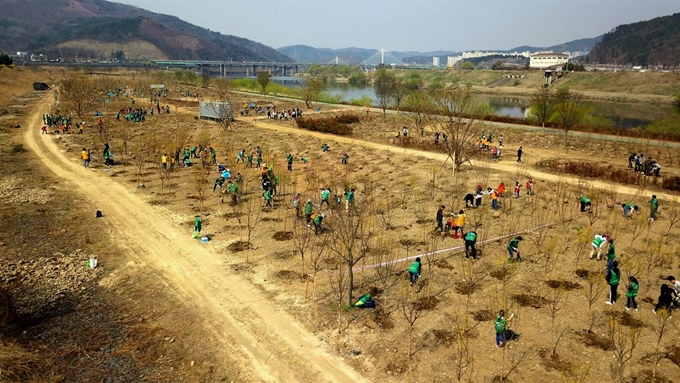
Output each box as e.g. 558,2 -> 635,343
152,60 -> 311,77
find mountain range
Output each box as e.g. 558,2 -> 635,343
0,0 -> 676,67
587,12 -> 680,66
0,0 -> 291,62
277,36 -> 604,65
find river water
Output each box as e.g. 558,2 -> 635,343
270,77 -> 675,128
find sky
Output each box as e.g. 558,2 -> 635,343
111,0 -> 680,52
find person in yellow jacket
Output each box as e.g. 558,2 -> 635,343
452,210 -> 466,238
81,148 -> 90,168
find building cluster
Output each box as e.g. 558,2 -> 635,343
7,51 -> 49,63
436,49 -> 590,69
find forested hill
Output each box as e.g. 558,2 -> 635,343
586,13 -> 680,67
0,0 -> 292,62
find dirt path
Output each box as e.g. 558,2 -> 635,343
24,96 -> 369,383
247,116 -> 680,203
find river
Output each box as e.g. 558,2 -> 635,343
270,77 -> 675,128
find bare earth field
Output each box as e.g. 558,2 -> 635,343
2,67 -> 680,383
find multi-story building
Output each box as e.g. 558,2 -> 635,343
529,52 -> 569,68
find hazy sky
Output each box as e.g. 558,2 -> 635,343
111,0 -> 680,52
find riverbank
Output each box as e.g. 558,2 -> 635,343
302,69 -> 680,105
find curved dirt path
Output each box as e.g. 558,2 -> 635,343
24,96 -> 369,383
247,116 -> 680,203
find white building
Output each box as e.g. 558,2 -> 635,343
447,55 -> 462,66
529,53 -> 569,69
432,56 -> 440,67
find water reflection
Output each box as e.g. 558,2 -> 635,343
270,77 -> 674,128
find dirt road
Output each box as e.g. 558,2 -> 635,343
24,96 -> 369,383
247,116 -> 680,203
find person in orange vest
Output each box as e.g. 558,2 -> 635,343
497,182 -> 506,198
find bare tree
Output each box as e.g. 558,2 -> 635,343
372,68 -> 397,122
529,86 -> 555,131
193,166 -> 210,214
57,73 -> 96,118
392,79 -> 411,113
326,192 -> 376,307
651,309 -> 671,378
397,281 -> 424,358
210,78 -> 236,132
608,316 -> 641,383
664,203 -> 680,239
297,76 -> 326,108
554,88 -> 587,147
449,316 -> 476,383
584,271 -> 606,309
560,364 -> 591,383
256,72 -> 272,94
403,90 -> 433,137
430,87 -> 488,174
293,218 -> 313,277
200,69 -> 212,89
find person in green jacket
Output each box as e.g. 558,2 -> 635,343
263,188 -> 272,207
649,195 -> 659,221
287,153 -> 294,171
621,203 -> 638,218
495,310 -> 515,347
194,215 -> 202,235
409,257 -> 422,285
344,188 -> 355,211
507,236 -> 523,261
464,231 -> 478,259
320,188 -> 331,207
304,199 -> 314,226
625,276 -> 639,311
224,181 -> 238,204
313,213 -> 325,234
606,238 -> 616,272
246,153 -> 253,168
605,261 -> 621,305
580,196 -> 592,212
354,293 -> 375,308
213,177 -> 225,193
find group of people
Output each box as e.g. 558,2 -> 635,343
628,153 -> 661,177
459,179 -> 534,212
41,113 -> 75,134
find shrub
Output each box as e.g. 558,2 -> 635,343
295,114 -> 358,136
536,159 -> 675,190
12,144 -> 26,153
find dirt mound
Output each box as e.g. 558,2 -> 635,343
272,231 -> 293,241
272,270 -> 299,280
227,241 -> 251,252
512,293 -> 549,309
414,295 -> 439,310
544,280 -> 582,290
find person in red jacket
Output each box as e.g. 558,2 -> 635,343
525,178 -> 533,196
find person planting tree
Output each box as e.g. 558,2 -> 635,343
464,231 -> 478,259
589,233 -> 609,261
507,236 -> 523,261
495,310 -> 515,347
